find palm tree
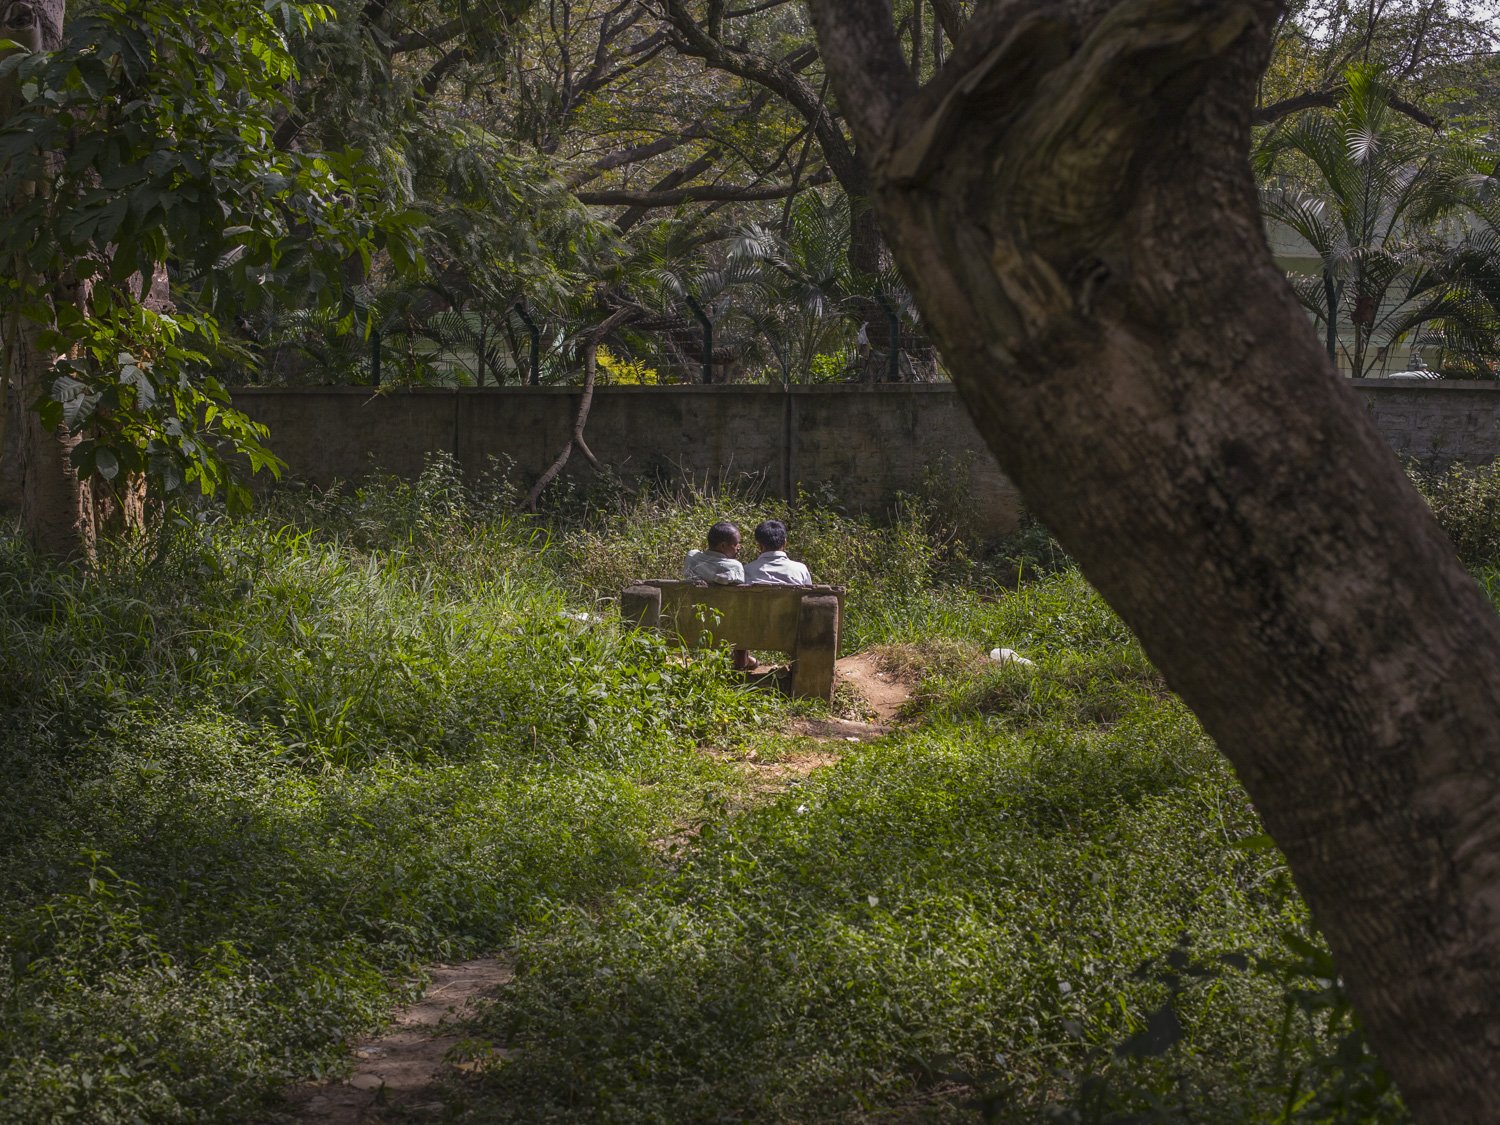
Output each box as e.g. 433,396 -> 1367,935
723,194 -> 924,382
1257,65 -> 1493,377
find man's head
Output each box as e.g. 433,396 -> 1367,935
753,519 -> 788,553
707,521 -> 741,556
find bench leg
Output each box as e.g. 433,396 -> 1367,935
791,595 -> 840,702
620,584 -> 663,631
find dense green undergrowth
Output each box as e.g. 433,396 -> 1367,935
0,479 -> 772,1122
457,575 -> 1394,1124
9,457 -> 1488,1122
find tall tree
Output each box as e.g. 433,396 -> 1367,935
1,0 -> 73,551
806,0 -> 1500,1119
0,0 -> 419,555
1260,0 -> 1500,127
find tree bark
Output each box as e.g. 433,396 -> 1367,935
808,0 -> 1500,1119
524,306 -> 633,510
1,0 -> 88,557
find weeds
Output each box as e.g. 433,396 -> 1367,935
1409,460 -> 1500,571
0,477 -> 777,1122
0,465 -> 1418,1123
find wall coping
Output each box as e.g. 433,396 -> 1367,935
228,383 -> 962,396
1350,379 -> 1500,391
232,379 -> 1500,396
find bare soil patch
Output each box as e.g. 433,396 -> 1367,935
834,650 -> 916,722
274,958 -> 513,1123
788,716 -> 887,742
704,743 -> 843,787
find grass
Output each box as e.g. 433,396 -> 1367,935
457,575 -> 1337,1123
0,481 -> 774,1122
0,458 -> 1431,1123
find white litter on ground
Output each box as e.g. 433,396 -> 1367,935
989,647 -> 1036,667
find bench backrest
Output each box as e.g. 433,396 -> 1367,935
641,579 -> 843,651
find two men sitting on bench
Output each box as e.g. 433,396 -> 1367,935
682,519 -> 812,669
682,519 -> 812,587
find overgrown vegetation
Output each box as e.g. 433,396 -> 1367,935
0,474 -> 771,1122
1410,458 -> 1500,572
5,463 -> 1472,1121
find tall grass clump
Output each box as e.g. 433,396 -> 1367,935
0,467 -> 780,1123
551,483 -> 936,604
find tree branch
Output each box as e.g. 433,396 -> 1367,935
577,169 -> 830,207
421,44 -> 471,96
565,50 -> 807,189
727,0 -> 797,16
525,305 -> 636,510
658,0 -> 872,192
803,0 -> 917,147
1253,86 -> 1442,129
390,17 -> 465,54
930,0 -> 964,42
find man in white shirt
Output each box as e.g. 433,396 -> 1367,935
743,519 -> 812,584
683,521 -> 746,584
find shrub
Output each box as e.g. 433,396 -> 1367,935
1410,460 -> 1500,570
0,476 -> 780,1121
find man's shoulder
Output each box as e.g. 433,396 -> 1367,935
745,553 -> 812,584
686,550 -> 744,584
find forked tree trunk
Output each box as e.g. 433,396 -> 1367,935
809,1 -> 1500,1119
524,306 -> 633,510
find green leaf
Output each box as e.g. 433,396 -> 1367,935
94,447 -> 120,480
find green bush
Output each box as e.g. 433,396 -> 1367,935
1410,460 -> 1500,570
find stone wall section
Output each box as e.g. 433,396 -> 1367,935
225,385 -> 1026,531
1355,380 -> 1500,466
6,381 -> 1500,526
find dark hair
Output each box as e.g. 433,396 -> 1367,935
707,521 -> 740,551
753,519 -> 787,551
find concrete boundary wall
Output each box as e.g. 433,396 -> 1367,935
228,384 -> 1028,530
1352,380 -> 1500,464
223,381 -> 1500,532
8,381 -> 1500,524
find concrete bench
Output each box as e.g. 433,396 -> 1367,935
619,579 -> 845,701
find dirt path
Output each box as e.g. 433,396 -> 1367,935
737,650 -> 916,786
832,650 -> 914,722
276,959 -> 512,1123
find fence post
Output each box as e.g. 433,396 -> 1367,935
513,301 -> 541,386
686,295 -> 713,384
877,295 -> 901,382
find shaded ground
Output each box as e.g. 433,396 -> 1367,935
276,959 -> 513,1123
278,650 -> 918,1122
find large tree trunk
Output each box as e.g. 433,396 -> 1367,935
3,0 -> 149,557
0,332 -> 22,513
14,312 -> 86,552
809,1 -> 1500,1119
0,0 -> 85,557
